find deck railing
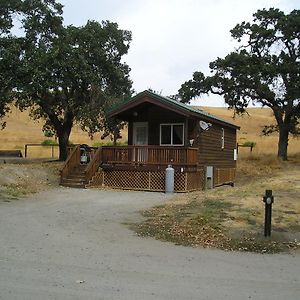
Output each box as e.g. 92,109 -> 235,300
60,144 -> 81,181
101,146 -> 198,166
85,147 -> 102,183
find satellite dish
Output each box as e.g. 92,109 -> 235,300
199,120 -> 211,131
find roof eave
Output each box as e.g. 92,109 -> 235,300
108,94 -> 190,118
109,90 -> 240,129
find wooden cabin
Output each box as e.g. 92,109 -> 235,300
61,90 -> 239,192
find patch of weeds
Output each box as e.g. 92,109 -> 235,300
5,186 -> 22,198
289,224 -> 300,232
274,216 -> 284,223
202,199 -> 233,210
132,199 -> 235,249
246,217 -> 257,226
0,187 -> 21,202
284,210 -> 297,215
41,139 -> 58,146
224,236 -> 285,253
200,200 -> 233,225
131,197 -> 300,254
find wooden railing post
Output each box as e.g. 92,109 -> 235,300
85,147 -> 103,184
60,145 -> 81,182
101,146 -> 198,166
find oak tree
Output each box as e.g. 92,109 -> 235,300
179,8 -> 300,160
0,0 -> 132,160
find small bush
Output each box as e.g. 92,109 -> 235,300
92,140 -> 128,147
44,130 -> 54,138
242,141 -> 256,147
41,139 -> 58,146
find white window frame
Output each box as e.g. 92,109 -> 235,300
160,123 -> 185,146
221,128 -> 225,149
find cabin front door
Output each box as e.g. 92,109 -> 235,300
133,122 -> 148,162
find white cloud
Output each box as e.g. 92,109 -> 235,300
60,0 -> 298,106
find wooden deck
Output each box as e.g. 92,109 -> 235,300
60,146 -> 200,190
101,146 -> 198,167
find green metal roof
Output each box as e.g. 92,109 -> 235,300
110,90 -> 239,129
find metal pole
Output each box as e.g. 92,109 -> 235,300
263,190 -> 274,237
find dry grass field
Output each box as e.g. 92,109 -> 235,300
0,107 -> 106,158
1,105 -> 299,158
201,106 -> 300,157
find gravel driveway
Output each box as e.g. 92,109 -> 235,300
0,188 -> 299,300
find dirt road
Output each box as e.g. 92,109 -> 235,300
0,188 -> 299,299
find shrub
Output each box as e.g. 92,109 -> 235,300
92,140 -> 128,147
242,141 -> 256,147
41,139 -> 58,146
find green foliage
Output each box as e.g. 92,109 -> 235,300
241,141 -> 256,147
0,0 -> 132,160
42,121 -> 56,138
41,139 -> 58,146
262,125 -> 279,136
43,130 -> 54,138
92,140 -> 128,147
179,8 -> 300,160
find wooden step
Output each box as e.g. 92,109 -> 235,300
62,177 -> 86,184
61,177 -> 87,188
60,164 -> 89,189
60,181 -> 86,188
67,174 -> 86,180
74,164 -> 87,170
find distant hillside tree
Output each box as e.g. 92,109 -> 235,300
179,8 -> 300,160
0,0 -> 132,160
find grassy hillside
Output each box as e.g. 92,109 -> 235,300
0,107 -> 103,158
201,106 -> 300,157
0,106 -> 299,158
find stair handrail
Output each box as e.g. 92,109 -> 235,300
60,145 -> 81,182
85,147 -> 102,184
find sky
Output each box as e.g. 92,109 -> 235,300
59,0 -> 298,106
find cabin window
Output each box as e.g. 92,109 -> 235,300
221,128 -> 225,149
160,123 -> 184,146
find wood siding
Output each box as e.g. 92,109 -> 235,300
127,104 -> 187,146
124,99 -> 237,176
128,115 -> 237,169
192,120 -> 237,168
110,92 -> 238,189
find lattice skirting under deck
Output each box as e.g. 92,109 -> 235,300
214,168 -> 236,186
88,169 -> 205,192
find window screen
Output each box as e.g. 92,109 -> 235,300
173,125 -> 184,145
161,125 -> 172,144
160,124 -> 184,146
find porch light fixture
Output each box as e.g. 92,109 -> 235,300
189,139 -> 194,146
133,111 -> 138,117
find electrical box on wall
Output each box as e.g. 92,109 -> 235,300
206,166 -> 213,189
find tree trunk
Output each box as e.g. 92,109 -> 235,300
55,118 -> 73,161
39,102 -> 74,161
277,125 -> 289,161
57,129 -> 71,161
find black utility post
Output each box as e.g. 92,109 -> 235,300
263,190 -> 274,237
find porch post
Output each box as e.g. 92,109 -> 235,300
185,118 -> 189,146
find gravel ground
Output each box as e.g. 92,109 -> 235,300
0,187 -> 299,300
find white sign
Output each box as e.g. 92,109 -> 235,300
234,149 -> 237,161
